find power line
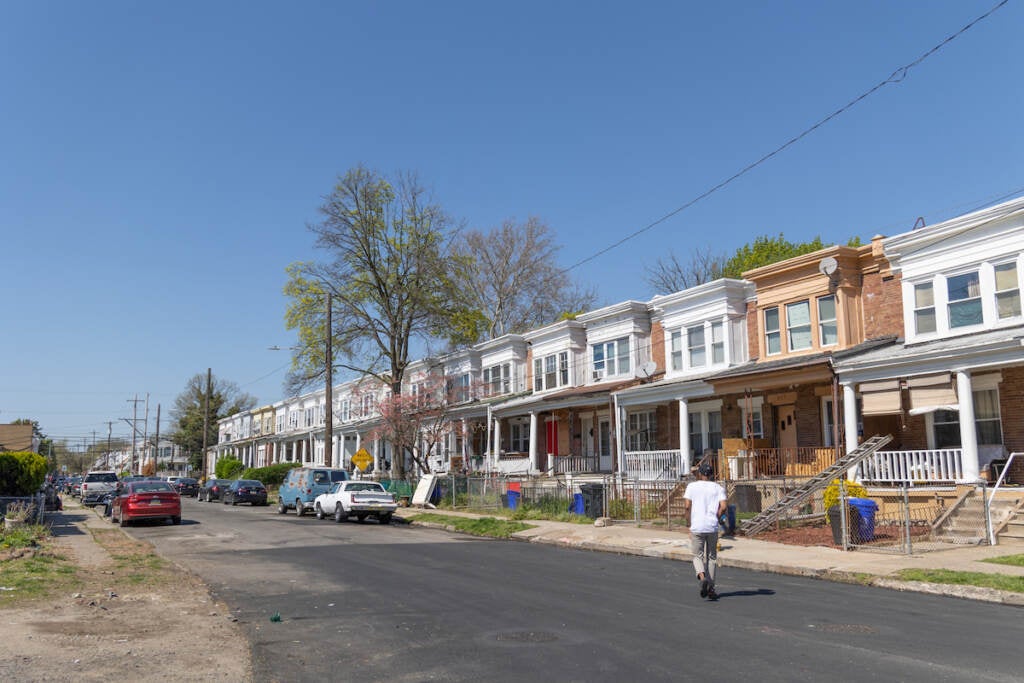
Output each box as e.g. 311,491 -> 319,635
566,0 -> 1010,273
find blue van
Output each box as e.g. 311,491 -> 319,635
277,467 -> 349,516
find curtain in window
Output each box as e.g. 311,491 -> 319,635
860,380 -> 902,415
907,374 -> 958,415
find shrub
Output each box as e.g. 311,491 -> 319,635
215,457 -> 244,479
241,462 -> 299,486
823,479 -> 868,510
0,451 -> 48,496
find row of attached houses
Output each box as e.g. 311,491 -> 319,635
212,196 -> 1024,490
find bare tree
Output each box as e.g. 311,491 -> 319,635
644,245 -> 725,295
450,217 -> 597,343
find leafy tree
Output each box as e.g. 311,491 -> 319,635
0,451 -> 47,496
446,217 -> 598,344
719,233 -> 829,278
284,166 -> 461,477
170,373 -> 257,471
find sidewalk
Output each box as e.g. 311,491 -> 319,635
398,508 -> 1024,607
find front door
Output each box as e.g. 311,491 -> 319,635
598,418 -> 612,471
777,404 -> 798,474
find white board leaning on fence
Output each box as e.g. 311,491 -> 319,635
411,474 -> 438,507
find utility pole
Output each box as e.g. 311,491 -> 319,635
143,394 -> 150,474
201,369 -> 212,478
128,394 -> 142,474
325,292 -> 333,468
105,421 -> 113,470
154,403 -> 161,474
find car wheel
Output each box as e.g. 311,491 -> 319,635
334,503 -> 345,523
119,515 -> 128,528
356,514 -> 367,523
315,503 -> 325,520
277,499 -> 287,514
294,499 -> 304,517
231,498 -> 237,506
379,513 -> 392,525
172,516 -> 181,525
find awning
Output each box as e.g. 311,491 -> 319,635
860,379 -> 902,416
907,373 -> 958,415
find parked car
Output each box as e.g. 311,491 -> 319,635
198,479 -> 233,502
277,467 -> 350,516
110,480 -> 181,526
313,480 -> 397,524
172,477 -> 199,497
222,479 -> 268,506
67,476 -> 82,496
81,471 -> 120,507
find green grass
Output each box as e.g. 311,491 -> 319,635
0,523 -> 81,605
981,554 -> 1024,567
412,513 -> 535,538
896,568 -> 1024,593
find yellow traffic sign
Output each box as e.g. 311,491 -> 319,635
351,448 -> 373,470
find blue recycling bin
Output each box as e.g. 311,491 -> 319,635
507,490 -> 520,510
719,504 -> 737,536
570,493 -> 584,515
848,498 -> 878,541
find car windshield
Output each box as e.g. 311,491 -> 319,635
132,482 -> 174,493
86,473 -> 118,483
348,483 -> 384,492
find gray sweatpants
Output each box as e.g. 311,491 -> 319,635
690,531 -> 719,585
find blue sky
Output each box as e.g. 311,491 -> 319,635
3,1 -> 1021,445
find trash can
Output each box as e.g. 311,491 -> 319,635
719,504 -> 737,536
570,493 -> 585,515
848,498 -> 878,542
507,490 -> 520,510
827,505 -> 862,545
579,483 -> 605,519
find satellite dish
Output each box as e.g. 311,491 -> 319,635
818,256 -> 838,277
636,361 -> 657,379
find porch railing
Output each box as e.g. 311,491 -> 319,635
857,449 -> 964,485
623,450 -> 681,481
732,447 -> 837,479
551,454 -> 600,475
494,452 -> 532,475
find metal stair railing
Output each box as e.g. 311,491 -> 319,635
741,434 -> 893,536
987,451 -> 1022,544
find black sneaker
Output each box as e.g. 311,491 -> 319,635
700,579 -> 709,598
707,587 -> 719,601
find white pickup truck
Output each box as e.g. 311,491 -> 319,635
313,481 -> 398,524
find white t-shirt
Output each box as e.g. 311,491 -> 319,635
684,480 -> 727,533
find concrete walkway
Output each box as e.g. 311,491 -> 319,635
397,508 -> 1024,607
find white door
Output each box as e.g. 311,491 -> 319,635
598,419 -> 612,471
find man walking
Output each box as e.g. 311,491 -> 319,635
683,461 -> 728,600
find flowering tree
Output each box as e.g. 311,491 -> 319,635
371,372 -> 458,475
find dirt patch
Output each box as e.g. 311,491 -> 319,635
753,520 -> 931,547
0,508 -> 251,682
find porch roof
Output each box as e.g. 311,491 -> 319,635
833,324 -> 1024,383
491,379 -> 635,416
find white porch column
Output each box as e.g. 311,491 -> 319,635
493,416 -> 502,467
529,411 -> 539,474
957,370 -> 980,482
843,383 -> 859,481
678,398 -> 691,475
372,438 -> 380,473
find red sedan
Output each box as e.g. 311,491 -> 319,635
111,480 -> 182,527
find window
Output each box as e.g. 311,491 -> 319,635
454,373 -> 471,403
933,388 -> 1003,448
509,421 -> 529,452
765,307 -> 781,355
304,407 -> 314,427
593,337 -> 630,377
277,415 -> 285,432
535,353 -> 568,391
627,412 -> 656,451
818,295 -> 837,346
707,411 -> 722,452
360,394 -> 376,417
822,398 -> 836,447
995,262 -> 1021,319
786,300 -> 812,350
484,363 -> 511,396
670,330 -> 683,371
319,404 -> 325,424
288,412 -> 298,429
687,325 -> 706,368
947,271 -> 982,328
742,405 -> 763,438
710,321 -> 725,364
914,282 -> 936,334
688,413 -> 703,457
339,399 -> 351,422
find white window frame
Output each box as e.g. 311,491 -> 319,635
913,282 -> 937,335
670,330 -> 683,371
592,337 -> 631,378
626,411 -> 656,451
994,261 -> 1021,320
687,325 -> 706,368
786,299 -> 812,351
764,307 -> 781,356
817,295 -> 838,347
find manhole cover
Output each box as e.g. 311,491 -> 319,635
496,631 -> 559,643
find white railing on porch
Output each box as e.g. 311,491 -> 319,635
551,454 -> 599,475
623,450 -> 682,481
494,453 -> 532,475
857,449 -> 964,485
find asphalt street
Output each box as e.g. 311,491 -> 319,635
126,497 -> 1024,683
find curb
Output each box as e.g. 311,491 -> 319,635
403,516 -> 1024,607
